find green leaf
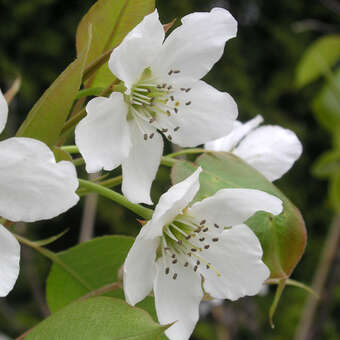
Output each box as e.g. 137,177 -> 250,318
312,67 -> 340,133
296,34 -> 340,88
46,235 -> 163,337
25,297 -> 167,340
171,152 -> 307,279
52,147 -> 73,162
312,149 -> 340,178
16,28 -> 92,147
76,0 -> 155,87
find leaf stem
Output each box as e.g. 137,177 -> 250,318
165,148 -> 208,158
77,282 -> 122,302
78,179 -> 153,220
269,278 -> 287,329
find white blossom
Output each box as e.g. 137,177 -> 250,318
75,8 -> 239,204
205,115 -> 303,181
0,89 -> 79,297
123,168 -> 282,340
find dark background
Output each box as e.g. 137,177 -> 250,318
0,0 -> 339,339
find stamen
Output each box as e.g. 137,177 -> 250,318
184,262 -> 189,267
172,259 -> 178,264
162,128 -> 168,133
214,224 -> 220,229
168,135 -> 172,141
165,267 -> 170,274
170,96 -> 174,101
204,245 -> 210,249
194,265 -> 198,272
200,220 -> 206,225
203,228 -> 209,232
149,133 -> 154,139
185,101 -> 191,106
212,238 -> 219,242
185,88 -> 191,92
173,273 -> 178,280
199,238 -> 205,242
174,126 -> 180,132
168,70 -> 173,76
173,70 -> 180,74
174,108 -> 178,113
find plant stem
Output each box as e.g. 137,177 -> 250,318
78,179 -> 153,220
166,148 -> 208,158
61,145 -> 80,154
269,278 -> 287,328
294,214 -> 340,340
77,282 -> 122,302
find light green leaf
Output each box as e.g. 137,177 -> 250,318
76,0 -> 155,87
312,67 -> 340,133
46,235 -> 163,337
171,152 -> 307,280
16,28 -> 92,147
25,297 -> 167,340
312,149 -> 340,178
295,34 -> 340,88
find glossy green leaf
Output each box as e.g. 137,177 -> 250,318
26,297 -> 167,340
312,67 -> 340,133
76,0 -> 155,87
171,152 -> 307,279
46,235 -> 163,337
312,149 -> 340,178
16,29 -> 92,147
296,34 -> 340,88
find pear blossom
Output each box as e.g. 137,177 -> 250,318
75,8 -> 238,204
123,168 -> 283,340
205,115 -> 303,181
0,89 -> 79,297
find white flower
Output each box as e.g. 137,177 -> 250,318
205,115 -> 303,181
0,89 -> 79,297
123,168 -> 283,340
75,8 -> 238,204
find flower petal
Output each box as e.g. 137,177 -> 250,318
152,7 -> 237,80
0,89 -> 8,135
154,257 -> 203,340
198,224 -> 270,300
75,92 -> 131,173
188,188 -> 282,228
0,224 -> 20,297
205,115 -> 264,152
0,137 -> 79,222
109,10 -> 164,91
233,125 -> 303,181
121,119 -> 163,204
123,234 -> 159,306
141,168 -> 202,239
155,80 -> 238,147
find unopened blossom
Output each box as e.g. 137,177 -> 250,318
0,89 -> 79,297
205,115 -> 303,181
75,8 -> 238,204
123,168 -> 283,340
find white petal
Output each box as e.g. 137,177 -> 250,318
152,8 -> 237,80
75,92 -> 131,173
198,224 -> 270,300
141,168 -> 202,239
154,257 -> 203,340
123,233 -> 159,306
121,119 -> 163,204
0,89 -> 8,135
155,80 -> 238,147
109,10 -> 164,91
233,125 -> 303,181
205,115 -> 264,152
0,137 -> 79,222
0,224 -> 20,297
188,188 -> 282,228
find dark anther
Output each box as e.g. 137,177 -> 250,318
173,70 -> 180,74
185,88 -> 191,92
149,133 -> 154,139
187,252 -> 192,257
149,118 -> 155,123
185,101 -> 191,106
143,134 -> 148,141
166,110 -> 171,116
174,108 -> 178,113
195,228 -> 201,233
212,238 -> 219,242
165,267 -> 170,274
200,220 -> 206,225
168,85 -> 172,90
184,262 -> 189,267
194,266 -> 198,272
162,83 -> 167,88
162,128 -> 168,132
191,248 -> 197,252
170,96 -> 174,101
174,126 -> 180,132
157,85 -> 162,89
172,254 -> 176,258
168,70 -> 173,75
173,273 -> 178,280
185,235 -> 191,240
214,223 -> 220,229
204,245 -> 210,249
177,240 -> 183,245
180,88 -> 186,91
168,135 -> 172,141
199,237 -> 205,242
206,264 -> 211,269
172,259 -> 178,264
203,228 -> 209,232
196,260 -> 200,265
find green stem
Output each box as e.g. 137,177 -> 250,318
62,145 -> 80,154
269,278 -> 287,329
77,176 -> 122,197
14,234 -> 92,291
165,148 -> 208,158
78,179 -> 153,220
161,156 -> 179,167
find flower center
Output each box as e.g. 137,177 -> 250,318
160,215 -> 222,280
127,67 -> 192,141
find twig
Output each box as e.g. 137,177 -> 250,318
294,214 -> 340,340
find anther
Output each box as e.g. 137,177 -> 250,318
180,88 -> 186,91
185,235 -> 191,240
174,126 -> 180,132
185,88 -> 191,92
147,88 -> 151,93
191,248 -> 197,252
199,237 -> 205,242
170,96 -> 174,101
168,70 -> 173,76
162,128 -> 168,133
172,259 -> 178,264
203,228 -> 209,232
173,70 -> 180,74
200,220 -> 206,225
195,228 -> 201,233
162,83 -> 167,88
143,134 -> 148,141
204,245 -> 210,249
174,108 -> 178,113
214,224 -> 220,229
165,267 -> 170,275
184,262 -> 189,267
185,101 -> 191,106
187,252 -> 192,257
172,254 -> 176,258
212,238 -> 219,242
168,135 -> 172,141
194,265 -> 198,272
149,118 -> 155,124
177,240 -> 183,245
168,85 -> 172,90
173,273 -> 178,280
196,260 -> 200,265
149,133 -> 154,139
157,85 -> 162,89
164,247 -> 170,251
206,264 -> 211,269
166,110 -> 171,116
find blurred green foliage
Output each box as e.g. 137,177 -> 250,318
0,0 -> 340,339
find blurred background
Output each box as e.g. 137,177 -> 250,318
0,0 -> 339,339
